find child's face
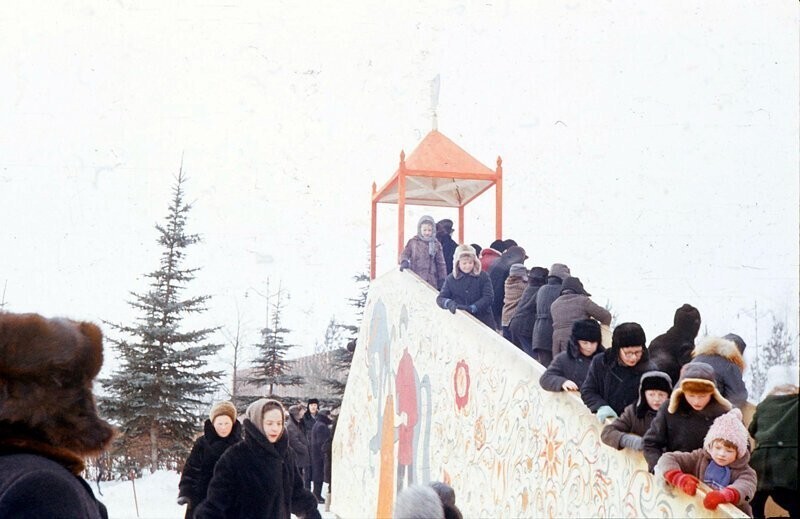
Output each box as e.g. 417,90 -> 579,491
420,223 -> 434,238
458,256 -> 474,273
709,440 -> 737,467
684,391 -> 712,411
645,389 -> 669,411
578,340 -> 598,357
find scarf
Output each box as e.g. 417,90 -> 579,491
418,233 -> 436,257
703,460 -> 731,490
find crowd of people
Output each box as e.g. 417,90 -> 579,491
399,217 -> 798,518
0,238 -> 796,519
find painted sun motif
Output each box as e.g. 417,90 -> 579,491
454,360 -> 470,410
538,421 -> 563,479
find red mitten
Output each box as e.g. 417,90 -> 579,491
703,487 -> 739,510
664,469 -> 699,496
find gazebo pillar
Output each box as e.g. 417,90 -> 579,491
397,150 -> 407,261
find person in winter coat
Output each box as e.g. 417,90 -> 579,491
748,384 -> 799,519
310,409 -> 332,503
400,215 -> 447,289
508,266 -> 549,355
436,219 -> 458,275
581,322 -> 657,422
479,239 -> 505,273
195,398 -> 321,519
540,319 -> 605,392
643,362 -> 732,472
429,481 -> 463,519
656,408 -> 757,516
303,398 -> 319,444
691,335 -> 748,407
437,244 -> 496,329
550,277 -> 612,357
178,401 -> 243,518
649,304 -> 701,385
0,313 -> 114,519
286,405 -> 312,491
488,245 -> 528,330
601,371 -> 672,451
530,263 -> 571,367
500,263 -> 528,340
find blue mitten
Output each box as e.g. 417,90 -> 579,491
596,405 -> 618,423
619,433 -> 644,451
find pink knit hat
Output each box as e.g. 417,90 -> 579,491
703,408 -> 749,458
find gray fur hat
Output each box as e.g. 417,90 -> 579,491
549,263 -> 570,280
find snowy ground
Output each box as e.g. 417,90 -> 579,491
98,470 -> 334,519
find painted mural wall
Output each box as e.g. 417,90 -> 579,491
331,270 -> 746,518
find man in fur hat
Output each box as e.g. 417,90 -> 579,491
0,313 -> 114,517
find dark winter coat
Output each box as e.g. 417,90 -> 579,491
287,414 -> 311,467
580,344 -> 656,416
601,403 -> 656,450
179,419 -> 243,518
530,278 -> 564,354
310,414 -> 332,485
655,447 -> 756,516
649,305 -> 701,385
508,279 -> 546,345
539,337 -> 604,392
437,232 -> 459,275
437,269 -> 496,330
0,431 -> 108,519
488,246 -> 527,328
400,235 -> 447,290
748,390 -> 798,492
195,419 -> 321,519
550,294 -> 612,357
642,398 -> 731,472
691,337 -> 748,407
302,413 -> 317,444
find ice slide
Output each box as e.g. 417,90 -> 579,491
331,269 -> 745,518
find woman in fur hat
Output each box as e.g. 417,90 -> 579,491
655,408 -> 757,516
540,319 -> 606,393
581,322 -> 657,423
196,398 -> 321,519
178,401 -> 243,518
748,384 -> 798,518
643,362 -> 732,472
550,277 -> 612,358
488,245 -> 527,331
601,370 -> 672,451
0,313 -> 114,518
691,335 -> 748,407
400,215 -> 447,289
436,244 -> 496,329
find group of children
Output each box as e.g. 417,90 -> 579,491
397,219 -> 797,518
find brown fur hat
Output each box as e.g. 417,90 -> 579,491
0,313 -> 115,457
668,361 -> 731,414
210,401 -> 237,423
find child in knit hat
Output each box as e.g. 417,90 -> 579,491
643,361 -> 732,472
399,215 -> 447,290
655,408 -> 757,516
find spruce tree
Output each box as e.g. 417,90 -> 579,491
748,316 -> 798,400
249,284 -> 303,396
101,169 -> 222,473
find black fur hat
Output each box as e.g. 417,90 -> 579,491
673,303 -> 701,337
571,319 -> 602,343
0,313 -> 115,459
528,266 -> 549,282
612,322 -> 647,350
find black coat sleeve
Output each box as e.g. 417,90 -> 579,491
539,352 -> 569,392
178,438 -> 205,501
642,404 -> 669,472
474,273 -> 494,312
195,451 -> 237,518
580,356 -> 609,412
290,459 -> 322,519
436,276 -> 454,308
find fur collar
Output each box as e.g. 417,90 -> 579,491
0,435 -> 86,475
693,336 -> 745,372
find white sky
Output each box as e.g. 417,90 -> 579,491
1,1 -> 798,382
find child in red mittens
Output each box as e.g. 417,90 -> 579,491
655,407 -> 757,516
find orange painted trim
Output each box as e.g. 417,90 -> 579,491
402,169 -> 499,181
397,168 -> 406,262
373,171 -> 399,202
